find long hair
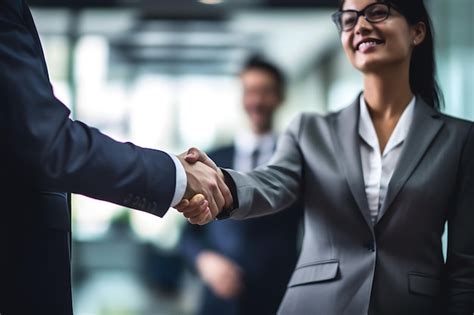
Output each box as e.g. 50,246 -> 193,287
338,0 -> 444,110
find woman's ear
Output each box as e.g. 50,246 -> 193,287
412,22 -> 426,46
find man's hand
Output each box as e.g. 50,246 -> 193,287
176,149 -> 232,225
175,194 -> 211,225
196,251 -> 243,300
184,147 -> 219,170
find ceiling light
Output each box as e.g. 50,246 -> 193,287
198,0 -> 224,5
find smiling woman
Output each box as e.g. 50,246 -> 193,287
177,0 -> 474,314
336,0 -> 442,110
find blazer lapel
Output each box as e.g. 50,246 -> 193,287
331,96 -> 373,228
377,98 -> 444,223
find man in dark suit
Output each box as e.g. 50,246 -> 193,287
180,58 -> 302,315
0,1 -> 231,314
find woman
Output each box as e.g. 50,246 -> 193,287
178,0 -> 474,314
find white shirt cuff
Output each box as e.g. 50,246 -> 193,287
168,153 -> 187,207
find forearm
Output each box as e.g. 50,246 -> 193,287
225,166 -> 301,220
220,115 -> 305,220
37,121 -> 177,215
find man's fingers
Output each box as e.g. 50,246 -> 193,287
187,204 -> 209,219
186,194 -> 206,210
175,194 -> 203,213
179,194 -> 208,217
184,194 -> 213,224
182,201 -> 209,219
174,199 -> 190,212
188,209 -> 212,225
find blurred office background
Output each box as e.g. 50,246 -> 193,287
28,0 -> 473,314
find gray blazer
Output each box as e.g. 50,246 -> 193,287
225,96 -> 474,315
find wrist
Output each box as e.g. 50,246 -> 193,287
216,169 -> 238,219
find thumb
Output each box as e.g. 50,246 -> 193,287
184,147 -> 201,164
185,147 -> 218,171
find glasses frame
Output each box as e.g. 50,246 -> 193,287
331,2 -> 394,32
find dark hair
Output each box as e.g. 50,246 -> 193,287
241,56 -> 287,100
338,0 -> 443,110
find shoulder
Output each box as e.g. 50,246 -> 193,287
0,0 -> 25,20
293,110 -> 337,122
437,111 -> 473,130
414,97 -> 472,131
418,106 -> 474,161
286,93 -> 359,130
289,104 -> 352,133
436,113 -> 474,170
434,111 -> 474,144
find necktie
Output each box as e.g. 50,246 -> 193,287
251,148 -> 260,169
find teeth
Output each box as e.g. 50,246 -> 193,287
358,41 -> 380,51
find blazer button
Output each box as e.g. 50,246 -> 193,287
365,240 -> 375,252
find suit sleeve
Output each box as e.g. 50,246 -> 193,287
0,0 -> 175,216
226,114 -> 304,220
446,123 -> 474,314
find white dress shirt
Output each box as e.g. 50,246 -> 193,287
169,154 -> 187,207
359,95 -> 415,223
234,131 -> 277,172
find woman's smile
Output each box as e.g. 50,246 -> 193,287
355,37 -> 385,53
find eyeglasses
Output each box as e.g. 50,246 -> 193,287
331,3 -> 394,32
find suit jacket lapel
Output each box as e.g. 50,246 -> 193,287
377,98 -> 444,223
331,96 -> 373,228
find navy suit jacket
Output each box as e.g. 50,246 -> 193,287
180,145 -> 303,315
0,1 -> 176,314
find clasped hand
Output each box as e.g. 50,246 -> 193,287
175,148 -> 232,225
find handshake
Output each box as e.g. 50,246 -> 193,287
175,148 -> 233,225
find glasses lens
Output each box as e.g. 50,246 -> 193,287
366,4 -> 389,22
340,12 -> 358,31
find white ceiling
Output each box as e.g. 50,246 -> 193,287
31,7 -> 338,78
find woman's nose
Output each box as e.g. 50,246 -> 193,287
353,15 -> 373,35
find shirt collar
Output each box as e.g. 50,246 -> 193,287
235,130 -> 277,155
359,94 -> 416,156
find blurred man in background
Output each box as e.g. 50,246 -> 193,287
180,57 -> 303,315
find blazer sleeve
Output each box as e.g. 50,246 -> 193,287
225,114 -> 304,220
446,123 -> 474,313
0,0 -> 175,216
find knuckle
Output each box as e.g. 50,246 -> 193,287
209,182 -> 218,191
